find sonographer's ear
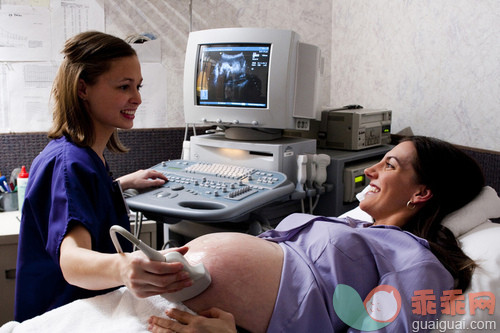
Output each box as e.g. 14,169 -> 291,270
77,79 -> 88,100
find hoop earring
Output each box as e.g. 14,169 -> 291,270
407,200 -> 416,210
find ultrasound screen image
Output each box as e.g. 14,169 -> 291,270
196,44 -> 270,108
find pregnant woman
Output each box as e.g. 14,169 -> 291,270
150,136 -> 484,333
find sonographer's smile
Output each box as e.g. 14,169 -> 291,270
121,109 -> 136,119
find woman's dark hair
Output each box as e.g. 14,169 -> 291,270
49,31 -> 137,152
401,136 -> 485,291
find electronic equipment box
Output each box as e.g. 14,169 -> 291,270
343,159 -> 379,202
314,145 -> 392,217
318,108 -> 392,150
189,134 -> 316,185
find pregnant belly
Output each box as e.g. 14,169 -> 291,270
183,232 -> 284,333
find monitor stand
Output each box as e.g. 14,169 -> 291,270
224,127 -> 283,140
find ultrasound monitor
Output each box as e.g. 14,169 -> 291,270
183,28 -> 321,140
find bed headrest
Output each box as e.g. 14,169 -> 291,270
442,186 -> 500,237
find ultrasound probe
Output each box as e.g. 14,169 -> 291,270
109,225 -> 211,302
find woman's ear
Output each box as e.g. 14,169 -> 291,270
412,186 -> 433,204
77,79 -> 88,100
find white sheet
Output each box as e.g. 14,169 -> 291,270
0,288 -> 192,333
428,221 -> 500,332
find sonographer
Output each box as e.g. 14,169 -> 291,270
14,31 -> 191,322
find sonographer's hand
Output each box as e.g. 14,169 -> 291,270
148,307 -> 237,333
117,169 -> 168,190
120,247 -> 193,298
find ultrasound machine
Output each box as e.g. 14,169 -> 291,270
125,27 -> 323,243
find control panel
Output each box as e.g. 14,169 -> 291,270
126,160 -> 295,222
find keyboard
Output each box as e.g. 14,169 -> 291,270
125,160 -> 295,222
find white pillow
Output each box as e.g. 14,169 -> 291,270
442,186 -> 500,237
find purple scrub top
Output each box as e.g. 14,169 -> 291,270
14,136 -> 132,322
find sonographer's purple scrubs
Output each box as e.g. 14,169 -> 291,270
15,136 -> 132,322
258,213 -> 454,332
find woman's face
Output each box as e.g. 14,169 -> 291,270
80,55 -> 142,136
360,141 -> 425,226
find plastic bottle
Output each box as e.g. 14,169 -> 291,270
17,165 -> 29,213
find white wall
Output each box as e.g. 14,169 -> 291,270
330,0 -> 499,151
3,0 -> 499,151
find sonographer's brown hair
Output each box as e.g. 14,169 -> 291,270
48,31 -> 137,152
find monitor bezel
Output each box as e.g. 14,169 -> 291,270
183,28 -> 300,129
